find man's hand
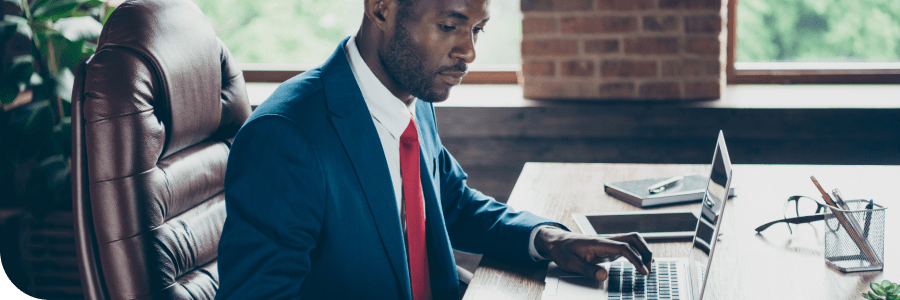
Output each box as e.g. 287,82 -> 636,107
535,227 -> 653,281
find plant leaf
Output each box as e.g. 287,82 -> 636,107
874,283 -> 888,296
887,295 -> 897,300
48,33 -> 90,73
31,0 -> 51,13
54,16 -> 101,42
1,56 -> 34,105
0,80 -> 20,105
101,6 -> 115,25
31,0 -> 80,22
47,117 -> 71,157
24,154 -> 70,218
3,100 -> 55,164
864,292 -> 884,300
8,55 -> 35,83
0,22 -> 18,43
3,15 -> 32,39
81,0 -> 105,9
888,284 -> 900,295
53,68 -> 75,102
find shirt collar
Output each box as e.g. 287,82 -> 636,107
344,36 -> 416,139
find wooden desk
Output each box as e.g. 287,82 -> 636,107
463,163 -> 898,300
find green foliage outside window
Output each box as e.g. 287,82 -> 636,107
192,0 -> 521,66
738,0 -> 900,63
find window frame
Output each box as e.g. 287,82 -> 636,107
242,64 -> 519,84
243,0 -> 900,85
726,0 -> 900,84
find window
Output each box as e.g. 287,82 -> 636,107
728,0 -> 900,83
193,0 -> 522,83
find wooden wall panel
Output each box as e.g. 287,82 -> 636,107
435,104 -> 900,205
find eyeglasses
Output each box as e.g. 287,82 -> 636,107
754,195 -> 827,234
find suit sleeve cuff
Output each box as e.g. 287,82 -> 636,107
528,224 -> 569,261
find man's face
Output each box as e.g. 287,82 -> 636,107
378,0 -> 490,103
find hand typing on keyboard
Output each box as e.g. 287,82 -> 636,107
535,227 -> 654,281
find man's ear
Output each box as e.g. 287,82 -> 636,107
364,0 -> 397,32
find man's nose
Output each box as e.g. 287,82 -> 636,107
451,34 -> 476,64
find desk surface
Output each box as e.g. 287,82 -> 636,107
463,163 -> 898,300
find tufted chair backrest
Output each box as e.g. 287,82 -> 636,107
70,0 -> 251,299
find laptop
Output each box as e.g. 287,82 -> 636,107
543,131 -> 733,300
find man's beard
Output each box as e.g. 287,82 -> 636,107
379,24 -> 452,103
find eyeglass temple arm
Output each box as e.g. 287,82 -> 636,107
754,214 -> 826,233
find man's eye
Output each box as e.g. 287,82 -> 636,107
438,24 -> 456,32
474,27 -> 485,34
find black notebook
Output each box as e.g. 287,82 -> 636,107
604,175 -> 735,208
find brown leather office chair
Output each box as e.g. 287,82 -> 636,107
71,0 -> 251,299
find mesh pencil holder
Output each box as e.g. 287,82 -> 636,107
824,199 -> 886,273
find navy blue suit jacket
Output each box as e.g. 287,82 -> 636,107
216,37 -> 557,300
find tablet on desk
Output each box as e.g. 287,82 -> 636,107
573,210 -> 698,240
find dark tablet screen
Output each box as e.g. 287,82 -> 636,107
586,212 -> 698,235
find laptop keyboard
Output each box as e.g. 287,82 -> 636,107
608,261 -> 680,300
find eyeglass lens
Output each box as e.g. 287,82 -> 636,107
784,196 -> 823,233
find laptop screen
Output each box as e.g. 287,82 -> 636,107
688,131 -> 732,300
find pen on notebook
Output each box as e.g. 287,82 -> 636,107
648,176 -> 683,194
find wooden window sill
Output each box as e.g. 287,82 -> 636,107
246,83 -> 900,109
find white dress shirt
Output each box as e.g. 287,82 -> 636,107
343,36 -> 550,261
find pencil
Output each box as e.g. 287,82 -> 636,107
811,176 -> 880,266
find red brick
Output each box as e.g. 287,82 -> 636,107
599,83 -> 635,98
561,16 -> 637,34
523,17 -> 556,34
598,0 -> 653,10
562,60 -> 595,77
522,0 -> 554,11
624,37 -> 678,55
661,59 -> 720,77
522,0 -> 593,11
640,82 -> 681,98
523,61 -> 556,76
643,16 -> 678,32
555,0 -> 594,10
522,39 -> 578,56
659,0 -> 682,9
660,0 -> 721,9
686,37 -> 720,54
685,15 -> 721,33
686,0 -> 722,9
685,82 -> 721,98
585,39 -> 620,54
523,81 -> 601,99
601,60 -> 657,78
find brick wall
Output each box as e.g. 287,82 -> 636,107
520,0 -> 727,100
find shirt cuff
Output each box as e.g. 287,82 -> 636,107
528,224 -> 566,261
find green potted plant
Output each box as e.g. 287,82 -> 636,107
864,280 -> 900,300
1,0 -> 111,215
1,0 -> 112,297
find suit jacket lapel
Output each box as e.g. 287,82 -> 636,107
415,104 -> 459,298
322,37 -> 412,300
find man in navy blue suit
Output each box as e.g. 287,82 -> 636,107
216,0 -> 653,299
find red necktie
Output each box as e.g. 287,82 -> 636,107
400,118 -> 432,300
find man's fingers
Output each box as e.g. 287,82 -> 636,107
612,241 -> 649,275
568,258 -> 609,281
611,233 -> 654,272
588,255 -> 620,264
